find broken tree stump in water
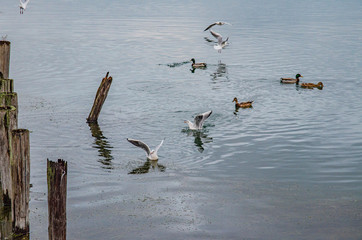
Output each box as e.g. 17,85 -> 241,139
10,129 -> 30,234
0,41 -> 10,79
87,72 -> 113,123
47,159 -> 67,240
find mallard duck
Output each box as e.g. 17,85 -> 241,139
301,82 -> 323,89
232,97 -> 253,108
280,74 -> 303,84
191,58 -> 207,68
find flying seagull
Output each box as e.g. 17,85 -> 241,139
19,0 -> 30,14
184,110 -> 212,130
209,30 -> 229,53
127,138 -> 164,161
204,21 -> 231,31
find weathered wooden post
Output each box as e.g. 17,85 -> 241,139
87,72 -> 113,123
47,159 -> 67,240
1,40 -> 30,237
10,129 -> 30,234
0,78 -> 14,93
0,106 -> 18,206
0,41 -> 10,79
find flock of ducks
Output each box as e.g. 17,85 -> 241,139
128,21 -> 324,161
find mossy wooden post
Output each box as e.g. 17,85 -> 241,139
0,78 -> 14,93
0,41 -> 10,79
87,72 -> 113,123
47,159 -> 67,240
10,129 -> 30,234
0,106 -> 18,206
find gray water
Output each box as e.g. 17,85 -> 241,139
1,0 -> 362,239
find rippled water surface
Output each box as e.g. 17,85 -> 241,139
1,0 -> 362,239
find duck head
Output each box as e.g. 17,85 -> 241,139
190,58 -> 196,64
232,97 -> 238,103
296,74 -> 303,79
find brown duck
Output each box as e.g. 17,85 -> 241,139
300,82 -> 324,89
232,97 -> 253,108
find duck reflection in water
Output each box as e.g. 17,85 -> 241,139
211,61 -> 228,81
128,160 -> 166,174
88,122 -> 114,170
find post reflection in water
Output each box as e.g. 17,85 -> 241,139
183,130 -> 213,153
0,205 -> 12,239
128,160 -> 166,175
88,123 -> 114,170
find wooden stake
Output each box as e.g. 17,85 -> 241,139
87,72 -> 113,123
10,129 -> 30,234
0,41 -> 10,79
47,159 -> 67,240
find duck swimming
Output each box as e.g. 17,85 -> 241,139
232,97 -> 253,108
190,58 -> 207,68
301,82 -> 324,89
280,74 -> 303,84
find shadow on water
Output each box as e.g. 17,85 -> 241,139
88,122 -> 114,170
128,160 -> 166,174
211,61 -> 228,81
182,129 -> 213,153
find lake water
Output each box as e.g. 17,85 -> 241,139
1,0 -> 362,239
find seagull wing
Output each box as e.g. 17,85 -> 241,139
194,110 -> 212,129
127,138 -> 151,156
210,30 -> 223,45
154,139 -> 164,154
204,22 -> 217,31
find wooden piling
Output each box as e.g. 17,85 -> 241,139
0,106 -> 18,206
87,72 -> 113,123
10,129 -> 30,234
0,78 -> 14,93
0,41 -> 10,79
47,159 -> 67,240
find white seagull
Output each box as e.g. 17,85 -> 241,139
127,138 -> 164,161
204,21 -> 231,31
210,30 -> 229,53
184,110 -> 212,130
19,0 -> 30,14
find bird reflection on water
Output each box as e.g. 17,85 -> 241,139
211,61 -> 229,82
88,123 -> 114,170
128,160 -> 166,174
183,129 -> 213,153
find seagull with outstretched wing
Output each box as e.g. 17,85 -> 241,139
204,21 -> 231,31
184,110 -> 212,130
127,138 -> 164,160
210,30 -> 229,53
